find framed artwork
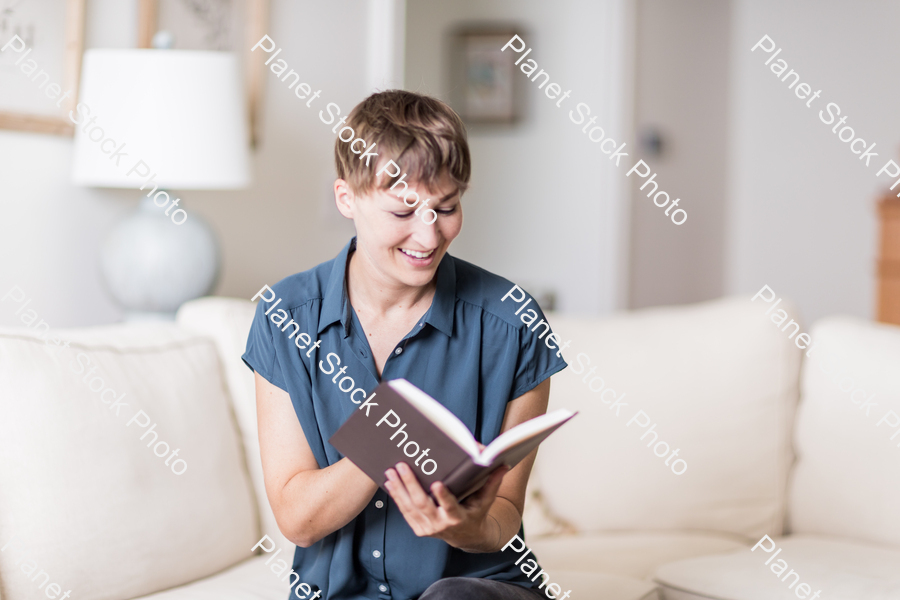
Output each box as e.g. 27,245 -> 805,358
137,0 -> 269,146
450,26 -> 524,125
0,0 -> 86,135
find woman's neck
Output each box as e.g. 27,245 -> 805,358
346,248 -> 436,317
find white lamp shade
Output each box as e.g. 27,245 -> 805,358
72,49 -> 250,189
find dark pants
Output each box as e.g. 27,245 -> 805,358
419,578 -> 547,600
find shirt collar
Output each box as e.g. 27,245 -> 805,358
317,237 -> 457,338
318,238 -> 355,337
423,254 -> 455,337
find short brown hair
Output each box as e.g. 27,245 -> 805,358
335,90 -> 471,196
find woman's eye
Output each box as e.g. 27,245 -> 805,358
391,206 -> 457,218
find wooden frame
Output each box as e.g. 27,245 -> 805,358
0,0 -> 86,136
449,26 -> 525,125
877,195 -> 900,324
137,0 -> 269,147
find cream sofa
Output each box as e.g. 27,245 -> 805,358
0,295 -> 897,600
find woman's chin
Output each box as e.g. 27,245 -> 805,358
398,271 -> 437,288
391,262 -> 439,287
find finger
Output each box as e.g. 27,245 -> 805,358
430,481 -> 463,518
385,469 -> 426,528
395,462 -> 435,510
387,465 -> 433,515
384,468 -> 414,510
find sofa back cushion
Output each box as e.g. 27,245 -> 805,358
788,316 -> 900,546
0,324 -> 259,600
176,297 -> 294,552
531,297 -> 801,540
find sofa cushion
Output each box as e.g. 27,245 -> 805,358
0,323 -> 259,600
789,317 -> 900,546
546,571 -> 659,600
654,535 -> 900,599
133,556 -> 659,600
176,297 -> 293,552
534,297 -> 801,540
134,555 -> 289,600
522,486 -> 578,539
528,531 -> 748,580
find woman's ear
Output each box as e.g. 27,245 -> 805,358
334,179 -> 356,219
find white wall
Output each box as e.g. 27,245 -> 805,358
0,0 -> 137,328
727,0 -> 898,324
629,0 -> 730,309
0,0 -> 369,328
2,0 -> 631,329
404,0 -> 632,314
5,1 -> 888,330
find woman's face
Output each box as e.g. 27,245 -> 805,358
337,174 -> 464,290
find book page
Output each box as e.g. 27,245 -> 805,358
478,409 -> 575,465
388,379 -> 481,457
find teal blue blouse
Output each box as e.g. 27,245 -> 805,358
242,237 -> 567,600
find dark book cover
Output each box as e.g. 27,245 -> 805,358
329,379 -> 576,501
329,380 -> 473,494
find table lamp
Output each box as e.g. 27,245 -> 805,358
71,46 -> 250,320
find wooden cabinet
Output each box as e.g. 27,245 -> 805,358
878,196 -> 900,324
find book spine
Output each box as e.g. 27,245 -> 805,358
443,459 -> 489,500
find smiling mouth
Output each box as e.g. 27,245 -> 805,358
400,248 -> 436,259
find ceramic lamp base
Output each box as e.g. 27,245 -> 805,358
101,194 -> 219,320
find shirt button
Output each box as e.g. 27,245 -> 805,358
375,500 -> 384,508
379,585 -> 388,592
394,347 -> 402,355
373,550 -> 382,558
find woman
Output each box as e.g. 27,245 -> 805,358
243,90 -> 567,600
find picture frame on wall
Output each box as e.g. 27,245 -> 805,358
137,0 -> 269,146
0,0 -> 86,136
450,26 -> 524,125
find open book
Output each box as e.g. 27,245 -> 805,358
329,379 -> 576,501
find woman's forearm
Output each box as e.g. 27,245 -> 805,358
456,495 -> 522,554
275,457 -> 379,548
256,373 -> 380,548
487,495 -> 523,553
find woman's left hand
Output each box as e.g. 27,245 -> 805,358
383,461 -> 509,552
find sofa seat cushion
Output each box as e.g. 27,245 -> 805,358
654,535 -> 900,600
133,557 -> 658,600
529,531 -> 748,580
133,556 -> 289,600
0,323 -> 259,600
547,571 -> 659,600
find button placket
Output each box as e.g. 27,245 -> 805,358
364,491 -> 388,593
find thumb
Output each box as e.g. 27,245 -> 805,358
472,465 -> 509,505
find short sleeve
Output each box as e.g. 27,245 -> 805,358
509,303 -> 568,399
242,299 -> 288,391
